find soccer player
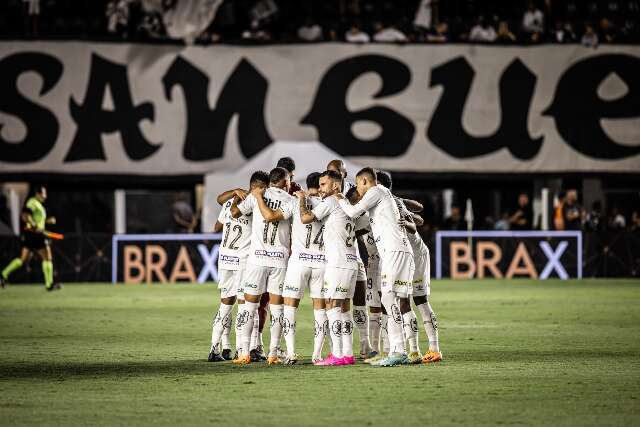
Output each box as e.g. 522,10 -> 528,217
208,171 -> 269,362
281,172 -> 326,364
335,168 -> 414,367
277,157 -> 303,195
231,167 -> 296,365
377,171 -> 442,363
1,185 -> 60,291
299,170 -> 358,366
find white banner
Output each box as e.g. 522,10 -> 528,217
0,42 -> 639,176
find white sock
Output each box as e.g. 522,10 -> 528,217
210,303 -> 233,352
313,309 -> 327,359
416,301 -> 440,352
380,313 -> 390,353
352,305 -> 370,352
222,307 -> 233,350
235,301 -> 244,352
268,304 -> 284,357
368,311 -> 381,353
326,307 -> 343,358
341,310 -> 354,357
283,305 -> 297,356
250,312 -> 259,351
403,311 -> 420,353
239,301 -> 258,356
381,293 -> 405,355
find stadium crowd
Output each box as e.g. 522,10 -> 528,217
2,0 -> 639,45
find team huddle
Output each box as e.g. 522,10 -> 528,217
208,158 -> 441,366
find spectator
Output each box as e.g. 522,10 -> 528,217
608,206 -> 627,229
494,212 -> 510,230
106,0 -> 131,37
509,193 -> 533,230
297,18 -> 323,41
242,19 -> 271,41
584,201 -> 604,231
443,205 -> 465,230
551,21 -> 576,43
631,210 -> 640,231
372,22 -> 408,42
522,2 -> 544,35
554,191 -> 566,230
345,23 -> 370,43
599,18 -> 618,43
469,16 -> 497,42
426,21 -> 449,42
581,22 -> 599,47
496,21 -> 516,43
172,196 -> 197,233
23,0 -> 40,35
562,189 -> 583,230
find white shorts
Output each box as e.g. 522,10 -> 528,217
411,250 -> 431,297
365,261 -> 381,307
324,266 -> 357,300
380,251 -> 415,298
282,263 -> 325,300
356,260 -> 367,282
218,268 -> 244,299
242,263 -> 286,297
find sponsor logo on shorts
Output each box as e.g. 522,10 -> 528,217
220,255 -> 240,265
284,284 -> 299,292
393,279 -> 410,286
244,282 -> 258,289
299,253 -> 326,262
255,249 -> 284,259
346,254 -> 358,262
335,286 -> 349,293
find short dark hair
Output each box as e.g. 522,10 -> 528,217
306,172 -> 321,190
250,170 -> 269,187
376,170 -> 392,190
345,186 -> 359,202
276,157 -> 296,173
320,169 -> 343,183
356,167 -> 377,182
269,167 -> 289,184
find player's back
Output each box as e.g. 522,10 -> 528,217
291,196 -> 325,266
367,185 -> 412,255
395,197 -> 428,256
314,196 -> 357,270
218,200 -> 252,268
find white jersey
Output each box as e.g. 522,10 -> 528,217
396,198 -> 429,257
290,195 -> 326,268
217,200 -> 252,270
338,185 -> 412,255
312,196 -> 358,270
238,187 -> 295,268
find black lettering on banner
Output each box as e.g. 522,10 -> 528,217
302,54 -> 414,156
428,56 -> 542,159
66,54 -> 160,162
0,52 -> 62,163
162,56 -> 272,160
543,54 -> 640,159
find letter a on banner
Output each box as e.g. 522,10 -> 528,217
505,242 -> 538,278
169,245 -> 197,283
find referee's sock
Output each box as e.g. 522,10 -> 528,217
2,258 -> 23,279
42,260 -> 53,288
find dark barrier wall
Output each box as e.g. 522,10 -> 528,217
0,231 -> 638,283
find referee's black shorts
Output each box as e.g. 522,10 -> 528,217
20,232 -> 50,251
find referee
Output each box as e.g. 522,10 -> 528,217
1,185 -> 60,291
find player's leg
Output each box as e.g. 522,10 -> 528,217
413,249 -> 441,363
364,264 -> 382,362
310,268 -> 327,362
399,296 -> 421,364
353,261 -> 372,357
266,267 -> 286,364
256,292 -> 270,356
208,269 -> 237,361
282,264 -> 309,364
340,270 -> 358,365
233,264 -> 267,364
1,247 -> 31,287
315,267 -> 345,365
374,251 -> 413,367
37,242 -> 58,291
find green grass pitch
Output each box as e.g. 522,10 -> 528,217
1,279 -> 639,426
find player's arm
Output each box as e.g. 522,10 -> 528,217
253,187 -> 284,223
217,188 -> 248,205
213,221 -> 224,233
336,188 -> 380,218
401,198 -> 423,213
412,213 -> 424,227
230,195 -> 246,219
399,213 -> 417,234
296,192 -> 317,224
